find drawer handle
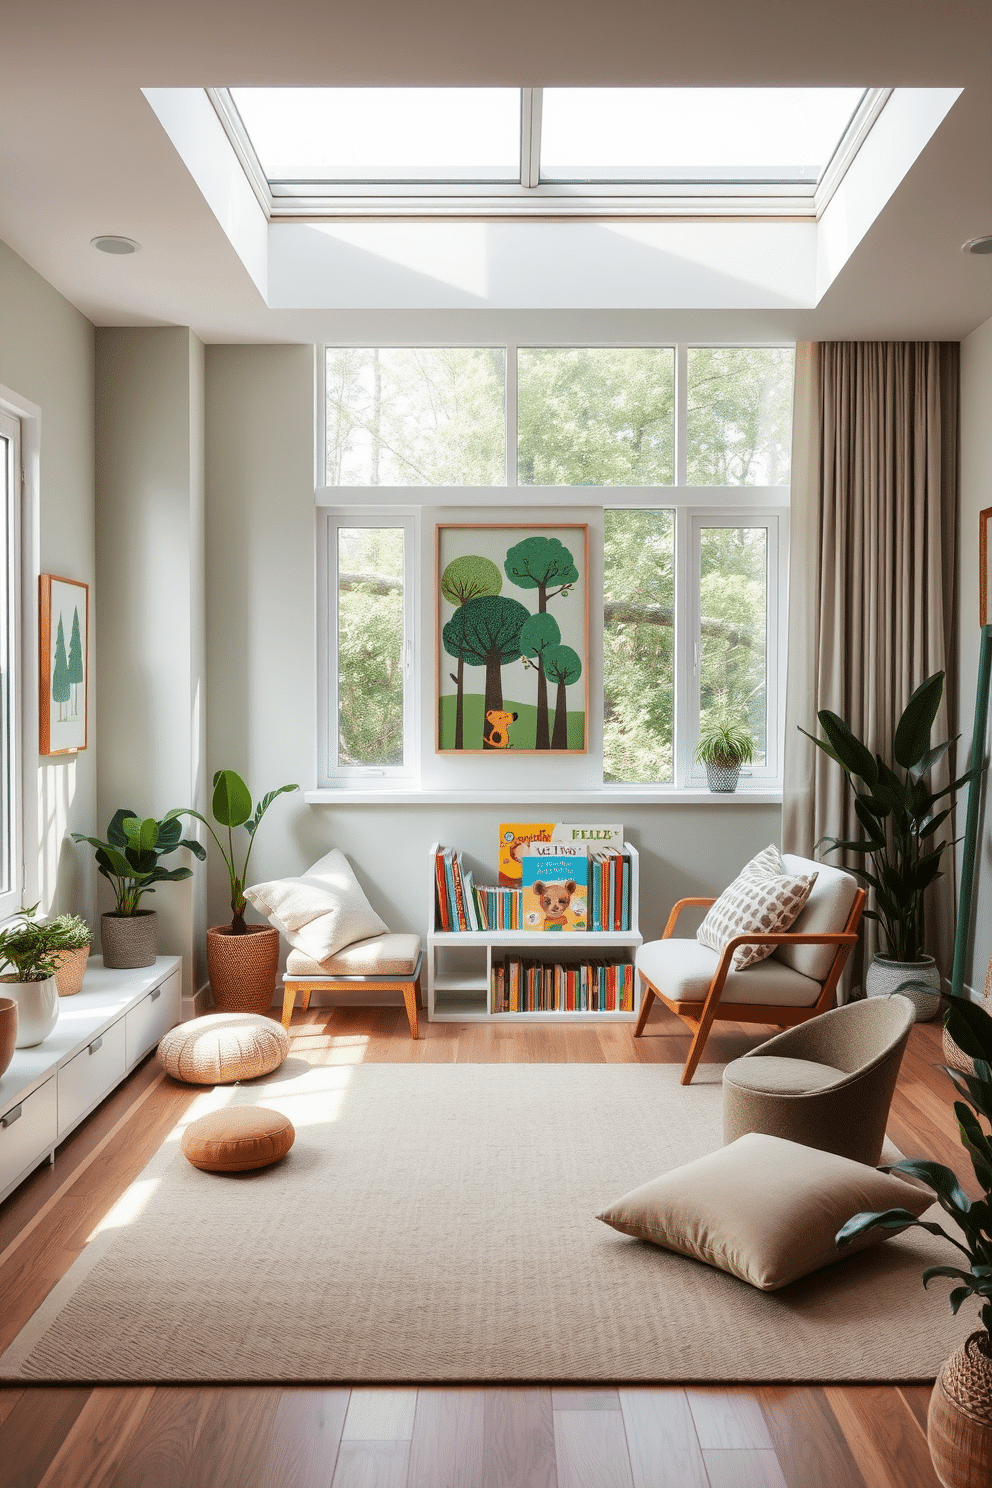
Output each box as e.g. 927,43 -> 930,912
2,1104 -> 22,1128
150,987 -> 161,1001
88,1036 -> 103,1055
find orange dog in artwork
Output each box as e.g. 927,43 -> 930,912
485,709 -> 518,748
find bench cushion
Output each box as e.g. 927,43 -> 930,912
285,933 -> 422,980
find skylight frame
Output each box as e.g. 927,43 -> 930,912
208,87 -> 891,222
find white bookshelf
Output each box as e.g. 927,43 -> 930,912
427,841 -> 642,1023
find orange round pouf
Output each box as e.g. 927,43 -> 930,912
181,1107 -> 295,1173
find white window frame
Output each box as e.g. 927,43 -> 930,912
318,509 -> 418,783
0,412 -> 22,919
315,343 -> 791,797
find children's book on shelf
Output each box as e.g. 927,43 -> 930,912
491,954 -> 635,1013
498,823 -> 623,886
521,854 -> 588,932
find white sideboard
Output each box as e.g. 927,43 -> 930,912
0,955 -> 181,1205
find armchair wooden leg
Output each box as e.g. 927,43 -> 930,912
634,979 -> 656,1037
281,982 -> 297,1030
680,1000 -> 723,1085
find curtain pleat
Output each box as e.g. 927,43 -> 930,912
783,342 -> 959,990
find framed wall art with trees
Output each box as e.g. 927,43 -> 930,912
40,574 -> 88,755
437,524 -> 588,754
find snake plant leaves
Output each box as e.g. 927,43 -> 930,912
816,710 -> 879,784
211,769 -> 253,829
893,672 -> 944,769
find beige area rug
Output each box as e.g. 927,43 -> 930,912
0,1060 -> 968,1384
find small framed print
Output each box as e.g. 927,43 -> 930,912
981,509 -> 992,627
40,575 -> 88,755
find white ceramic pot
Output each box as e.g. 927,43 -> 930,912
0,974 -> 59,1047
865,953 -> 941,1022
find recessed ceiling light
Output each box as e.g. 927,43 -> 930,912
962,235 -> 992,255
91,235 -> 140,255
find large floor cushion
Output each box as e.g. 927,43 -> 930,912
158,1013 -> 290,1084
635,938 -> 823,1009
285,933 -> 422,979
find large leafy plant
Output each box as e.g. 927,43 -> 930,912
838,994 -> 992,1343
72,810 -> 205,916
177,770 -> 298,934
801,672 -> 979,963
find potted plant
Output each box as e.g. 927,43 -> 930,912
802,671 -> 980,1020
43,913 -> 92,995
72,809 -> 205,969
694,718 -> 755,793
837,992 -> 992,1486
0,905 -> 77,1047
175,770 -> 298,1013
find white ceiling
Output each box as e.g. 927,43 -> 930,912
1,0 -> 990,343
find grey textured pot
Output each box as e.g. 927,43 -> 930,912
705,761 -> 741,792
865,952 -> 941,1022
101,911 -> 158,969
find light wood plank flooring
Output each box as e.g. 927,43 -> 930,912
0,1001 -> 958,1487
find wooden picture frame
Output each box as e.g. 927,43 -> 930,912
981,508 -> 992,626
40,574 -> 89,755
436,523 -> 589,755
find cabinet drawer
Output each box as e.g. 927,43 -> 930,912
0,1076 -> 57,1196
58,1017 -> 126,1137
125,969 -> 180,1067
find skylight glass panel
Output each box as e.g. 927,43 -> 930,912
230,88 -> 520,182
540,88 -> 866,183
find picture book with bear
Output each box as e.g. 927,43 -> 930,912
498,822 -> 622,885
521,853 -> 588,932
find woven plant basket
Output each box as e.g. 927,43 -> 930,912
101,911 -> 157,970
207,924 -> 279,1015
943,956 -> 992,1075
46,943 -> 91,997
929,1332 -> 992,1488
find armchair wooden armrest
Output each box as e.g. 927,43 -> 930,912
662,898 -> 716,938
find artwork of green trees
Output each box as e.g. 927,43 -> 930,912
52,616 -> 71,721
439,528 -> 586,752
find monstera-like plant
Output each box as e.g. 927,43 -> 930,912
72,809 -> 204,969
176,770 -> 298,1013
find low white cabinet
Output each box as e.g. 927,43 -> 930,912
0,956 -> 181,1204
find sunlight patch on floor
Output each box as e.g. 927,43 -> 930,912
88,1177 -> 160,1237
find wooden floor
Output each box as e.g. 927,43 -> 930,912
0,1001 -> 963,1488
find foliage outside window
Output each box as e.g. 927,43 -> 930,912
321,344 -> 791,789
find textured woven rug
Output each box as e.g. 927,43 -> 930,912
0,1060 -> 965,1384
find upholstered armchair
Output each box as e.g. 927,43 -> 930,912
633,854 -> 867,1085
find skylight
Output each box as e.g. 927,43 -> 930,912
211,86 -> 887,220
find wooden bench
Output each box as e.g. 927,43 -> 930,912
280,934 -> 423,1040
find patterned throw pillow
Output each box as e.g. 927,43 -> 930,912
697,848 -> 817,971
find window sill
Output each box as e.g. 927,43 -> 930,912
305,787 -> 783,806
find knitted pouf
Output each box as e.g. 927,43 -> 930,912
181,1106 -> 295,1172
158,1013 -> 289,1085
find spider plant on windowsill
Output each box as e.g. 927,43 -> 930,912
693,720 -> 756,794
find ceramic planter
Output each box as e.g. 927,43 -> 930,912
929,1332 -> 992,1488
0,975 -> 59,1048
705,760 -> 741,792
207,924 -> 279,1014
0,997 -> 17,1075
865,952 -> 940,1021
101,911 -> 158,969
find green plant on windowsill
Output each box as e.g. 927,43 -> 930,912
693,721 -> 756,769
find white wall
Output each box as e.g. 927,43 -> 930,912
0,238 -> 97,923
205,344 -> 780,1003
95,327 -> 207,999
957,314 -> 992,996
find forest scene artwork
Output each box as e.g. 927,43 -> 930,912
437,525 -> 588,753
40,575 -> 88,755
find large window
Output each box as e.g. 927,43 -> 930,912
0,413 -> 20,912
319,344 -> 792,791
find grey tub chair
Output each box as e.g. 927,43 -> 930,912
722,994 -> 917,1165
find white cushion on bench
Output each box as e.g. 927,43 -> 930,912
285,934 -> 422,980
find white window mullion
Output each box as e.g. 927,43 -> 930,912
505,345 -> 518,487
520,89 -> 543,189
0,414 -> 21,918
673,507 -> 695,790
675,343 -> 688,489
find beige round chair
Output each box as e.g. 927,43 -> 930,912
722,994 -> 917,1165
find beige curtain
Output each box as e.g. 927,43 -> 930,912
783,342 -> 960,989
